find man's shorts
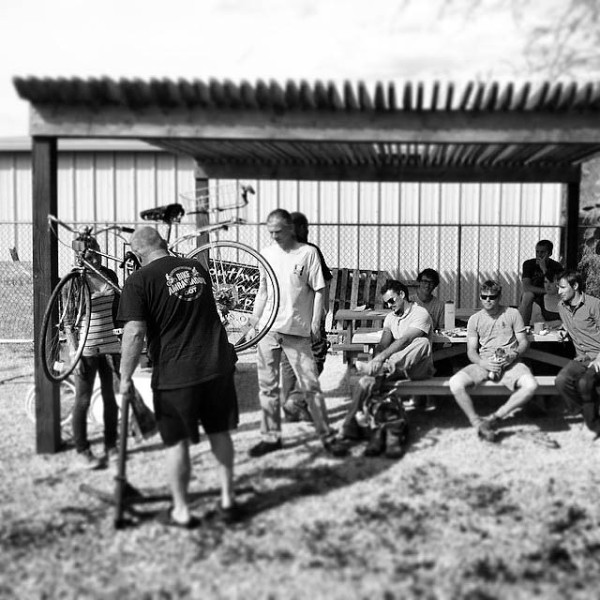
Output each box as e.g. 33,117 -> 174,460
153,372 -> 239,447
458,361 -> 533,392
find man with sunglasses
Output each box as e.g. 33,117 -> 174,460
339,280 -> 434,454
448,280 -> 538,442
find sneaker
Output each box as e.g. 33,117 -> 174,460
424,396 -> 437,412
384,421 -> 408,459
476,417 -> 499,443
364,426 -> 386,457
216,502 -> 247,525
321,434 -> 350,457
340,418 -> 368,441
104,446 -> 120,464
248,439 -> 283,457
403,396 -> 417,411
74,448 -> 103,470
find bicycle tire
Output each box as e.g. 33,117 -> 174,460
39,271 -> 92,382
186,240 -> 280,352
25,378 -> 78,427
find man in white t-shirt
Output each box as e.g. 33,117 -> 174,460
340,280 -> 435,448
449,279 -> 538,443
249,209 -> 347,458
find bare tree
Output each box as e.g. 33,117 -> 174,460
435,0 -> 600,78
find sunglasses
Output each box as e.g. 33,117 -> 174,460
420,279 -> 437,286
384,297 -> 398,307
480,293 -> 500,300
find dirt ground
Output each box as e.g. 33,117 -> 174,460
1,344 -> 600,599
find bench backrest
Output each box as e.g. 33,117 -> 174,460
327,268 -> 418,330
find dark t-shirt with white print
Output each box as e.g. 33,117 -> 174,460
117,255 -> 237,389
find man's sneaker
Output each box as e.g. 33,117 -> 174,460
340,418 -> 368,441
104,446 -> 120,464
476,417 -> 499,443
321,434 -> 350,457
248,439 -> 283,457
364,427 -> 386,457
424,396 -> 437,412
74,448 -> 103,470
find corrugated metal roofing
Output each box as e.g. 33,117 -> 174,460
12,77 -> 600,182
13,77 -> 600,112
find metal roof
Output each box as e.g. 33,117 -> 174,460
13,76 -> 600,182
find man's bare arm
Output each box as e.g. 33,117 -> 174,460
119,320 -> 147,394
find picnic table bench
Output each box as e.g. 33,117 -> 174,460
381,375 -> 557,397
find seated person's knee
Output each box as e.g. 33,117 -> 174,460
449,373 -> 467,394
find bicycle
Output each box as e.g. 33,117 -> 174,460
40,182 -> 280,383
40,218 -> 138,383
139,182 -> 280,354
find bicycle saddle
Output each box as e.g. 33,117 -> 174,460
140,203 -> 185,224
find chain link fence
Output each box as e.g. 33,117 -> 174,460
0,220 -> 566,341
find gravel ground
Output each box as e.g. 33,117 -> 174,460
2,344 -> 600,599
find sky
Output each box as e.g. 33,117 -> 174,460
0,0 -> 552,137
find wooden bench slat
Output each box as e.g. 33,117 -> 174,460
382,376 -> 556,396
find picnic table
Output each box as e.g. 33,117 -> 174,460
351,327 -> 571,370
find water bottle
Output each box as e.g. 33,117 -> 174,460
444,301 -> 455,330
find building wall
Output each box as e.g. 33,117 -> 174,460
0,144 -> 564,324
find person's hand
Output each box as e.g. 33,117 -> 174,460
480,357 -> 502,374
589,359 -> 600,373
310,319 -> 321,339
241,315 -> 259,341
368,357 -> 384,376
537,257 -> 547,272
119,380 -> 134,396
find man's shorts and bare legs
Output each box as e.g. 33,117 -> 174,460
518,291 -> 541,327
449,362 -> 538,442
341,338 -> 434,439
252,332 -> 347,457
153,373 -> 239,527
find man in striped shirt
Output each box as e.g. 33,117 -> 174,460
72,240 -> 121,469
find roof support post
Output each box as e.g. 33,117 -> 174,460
32,136 -> 61,453
564,180 -> 581,269
194,164 -> 209,247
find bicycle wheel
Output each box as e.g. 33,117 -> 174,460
25,378 -> 77,427
187,240 -> 280,352
40,271 -> 92,382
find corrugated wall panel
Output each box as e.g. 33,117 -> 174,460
380,183 -> 400,222
359,182 -> 379,224
441,184 -> 460,223
400,183 -> 420,223
74,154 -> 96,222
500,184 -> 522,224
115,153 -> 137,224
461,184 -> 481,224
0,156 -> 15,220
0,147 -> 568,316
482,183 -> 503,223
420,183 -> 441,224
319,182 -> 339,224
15,155 -> 32,222
95,154 -> 116,222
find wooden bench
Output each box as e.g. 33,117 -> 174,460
380,375 -> 557,397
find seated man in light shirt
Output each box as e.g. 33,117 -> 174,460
449,280 -> 538,443
339,280 -> 435,447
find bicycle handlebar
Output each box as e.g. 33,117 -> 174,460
47,215 -> 134,237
